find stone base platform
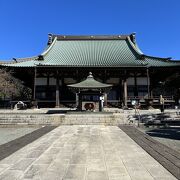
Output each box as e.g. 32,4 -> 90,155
0,112 -> 125,126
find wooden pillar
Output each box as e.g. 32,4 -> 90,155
76,93 -> 79,108
33,67 -> 37,100
79,93 -> 82,111
103,70 -> 107,107
55,70 -> 60,107
99,96 -> 102,112
118,79 -> 123,107
123,78 -> 128,107
147,68 -> 150,98
118,78 -> 121,101
46,73 -> 50,99
134,73 -> 138,97
104,93 -> 107,107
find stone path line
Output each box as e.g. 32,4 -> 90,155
0,125 -> 177,180
0,126 -> 57,161
119,125 -> 180,179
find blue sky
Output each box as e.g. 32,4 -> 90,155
0,0 -> 180,60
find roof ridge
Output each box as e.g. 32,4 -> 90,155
51,34 -> 130,41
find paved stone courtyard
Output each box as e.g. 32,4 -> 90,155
0,127 -> 40,145
0,125 -> 176,180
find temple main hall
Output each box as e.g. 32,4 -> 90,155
1,33 -> 180,109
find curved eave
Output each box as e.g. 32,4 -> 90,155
0,37 -> 57,68
127,36 -> 174,61
14,56 -> 38,62
69,87 -> 112,93
68,85 -> 112,89
127,36 -> 180,67
2,60 -> 179,68
68,87 -> 112,94
68,76 -> 113,89
127,36 -> 143,56
144,56 -> 180,67
41,37 -> 57,56
36,64 -> 147,68
147,64 -> 180,68
1,60 -> 37,67
145,55 -> 168,60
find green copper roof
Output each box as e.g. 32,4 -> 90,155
68,72 -> 112,90
1,34 -> 180,68
41,39 -> 144,67
144,56 -> 179,67
1,56 -> 38,67
3,60 -> 38,67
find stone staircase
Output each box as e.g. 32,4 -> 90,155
126,110 -> 180,127
0,114 -> 57,125
0,112 -> 125,126
61,113 -> 115,125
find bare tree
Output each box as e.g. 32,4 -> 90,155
0,69 -> 31,100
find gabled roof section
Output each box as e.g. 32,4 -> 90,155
1,33 -> 180,68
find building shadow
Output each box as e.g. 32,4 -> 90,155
146,127 -> 180,140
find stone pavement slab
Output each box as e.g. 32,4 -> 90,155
0,125 -> 177,180
0,127 -> 40,145
119,125 -> 180,179
0,126 -> 56,161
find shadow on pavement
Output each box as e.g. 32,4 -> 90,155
146,127 -> 180,140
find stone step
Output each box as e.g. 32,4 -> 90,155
0,113 -> 125,125
0,117 -> 43,119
